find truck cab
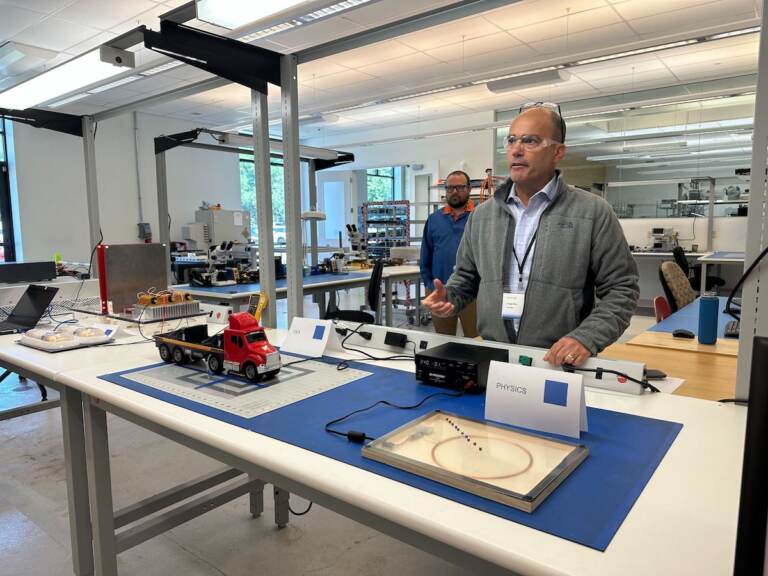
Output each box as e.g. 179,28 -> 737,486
221,313 -> 280,381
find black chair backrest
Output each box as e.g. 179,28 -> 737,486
367,259 -> 384,311
672,246 -> 689,276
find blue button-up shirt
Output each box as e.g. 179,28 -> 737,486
507,175 -> 559,326
420,203 -> 474,291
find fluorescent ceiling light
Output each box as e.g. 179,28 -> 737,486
0,46 -> 134,110
196,0 -> 309,29
87,75 -> 141,93
472,66 -> 563,86
616,156 -> 751,169
389,86 -> 459,102
140,60 -> 184,76
706,26 -> 760,41
575,40 -> 698,65
638,164 -> 749,175
47,93 -> 90,108
564,107 -> 631,119
486,69 -> 570,94
622,140 -> 688,151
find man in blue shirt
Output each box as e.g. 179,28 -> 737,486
420,170 -> 478,337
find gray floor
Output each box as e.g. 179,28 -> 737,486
0,289 -> 655,575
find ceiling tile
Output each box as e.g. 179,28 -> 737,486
2,0 -> 72,12
63,30 -> 117,56
357,52 -> 443,77
57,0 -> 157,31
612,0 -> 752,20
425,31 -> 520,64
298,60 -> 352,80
11,17 -> 102,51
572,57 -> 668,81
626,3 -> 758,37
483,0 -> 611,31
396,16 -> 503,51
0,5 -> 46,43
510,6 -> 626,43
300,68 -> 378,91
526,22 -> 638,56
327,40 -> 417,69
456,43 -> 541,75
108,4 -> 172,35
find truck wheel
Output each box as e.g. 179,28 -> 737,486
158,344 -> 172,362
172,347 -> 187,364
264,369 -> 280,380
207,354 -> 223,374
244,362 -> 261,383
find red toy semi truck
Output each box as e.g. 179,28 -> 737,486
154,313 -> 281,382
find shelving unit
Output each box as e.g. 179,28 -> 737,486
360,200 -> 410,260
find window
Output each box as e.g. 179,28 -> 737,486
246,331 -> 266,343
230,334 -> 243,348
0,121 -> 15,262
239,156 -> 286,241
367,167 -> 395,201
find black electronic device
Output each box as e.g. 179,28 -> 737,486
645,368 -> 667,380
415,342 -> 509,393
725,320 -> 740,339
0,261 -> 57,284
734,336 -> 768,574
672,329 -> 695,339
0,284 -> 58,335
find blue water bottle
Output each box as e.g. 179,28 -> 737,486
698,292 -> 718,345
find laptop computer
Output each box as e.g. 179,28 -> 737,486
0,284 -> 59,335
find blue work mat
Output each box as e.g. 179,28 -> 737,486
100,359 -> 682,551
650,296 -> 733,336
703,251 -> 744,260
184,271 -> 370,294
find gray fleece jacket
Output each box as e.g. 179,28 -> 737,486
445,173 -> 639,354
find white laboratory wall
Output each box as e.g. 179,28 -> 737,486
9,122 -> 91,263
10,112 -> 241,262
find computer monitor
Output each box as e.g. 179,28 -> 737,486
734,336 -> 768,575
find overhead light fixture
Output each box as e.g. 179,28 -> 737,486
47,93 -> 90,108
486,69 -> 570,94
0,45 -> 135,110
706,26 -> 761,41
87,75 -> 142,93
564,107 -> 631,119
140,60 -> 184,76
196,0 -> 309,29
622,140 -> 688,151
471,66 -> 563,86
236,0 -> 375,42
389,86 -> 459,102
575,40 -> 698,65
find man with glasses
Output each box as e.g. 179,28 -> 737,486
422,103 -> 638,366
420,170 -> 479,337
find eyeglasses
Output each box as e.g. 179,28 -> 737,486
444,184 -> 469,192
505,134 -> 561,151
518,101 -> 567,142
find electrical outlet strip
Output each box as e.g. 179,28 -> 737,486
333,321 -> 646,395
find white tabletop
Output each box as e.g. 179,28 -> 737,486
698,251 -> 746,263
18,328 -> 742,576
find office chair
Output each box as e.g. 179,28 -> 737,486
659,261 -> 696,313
672,246 -> 725,292
324,259 -> 384,324
653,295 -> 671,322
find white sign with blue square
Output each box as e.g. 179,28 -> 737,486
281,317 -> 341,358
485,361 -> 587,439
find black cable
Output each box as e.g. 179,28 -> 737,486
72,228 -> 104,307
288,500 -> 313,516
325,390 -> 464,443
718,398 -> 749,404
725,243 -> 768,321
282,356 -> 323,367
335,323 -> 415,371
563,363 -> 660,393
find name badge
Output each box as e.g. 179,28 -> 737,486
502,292 -> 525,319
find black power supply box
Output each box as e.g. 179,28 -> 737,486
415,342 -> 509,393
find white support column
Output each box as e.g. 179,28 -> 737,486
736,0 -> 768,397
281,53 -> 304,323
82,116 -> 101,269
252,89 -> 277,327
